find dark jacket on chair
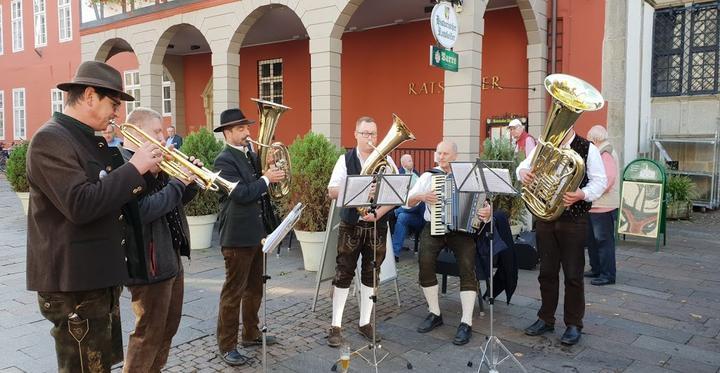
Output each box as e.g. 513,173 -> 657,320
214,145 -> 276,248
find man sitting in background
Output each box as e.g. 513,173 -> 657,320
392,153 -> 424,262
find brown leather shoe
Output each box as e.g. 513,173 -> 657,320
358,323 -> 381,343
327,326 -> 344,347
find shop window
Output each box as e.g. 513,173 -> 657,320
688,4 -> 718,94
0,91 -> 4,141
124,70 -> 141,113
11,0 -> 23,52
13,88 -> 26,140
258,59 -> 283,105
34,0 -> 47,47
51,89 -> 63,114
58,0 -> 71,42
162,72 -> 172,116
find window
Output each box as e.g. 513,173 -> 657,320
11,0 -> 23,52
258,58 -> 283,104
58,0 -> 71,42
0,6 -> 4,55
51,88 -> 63,114
546,18 -> 564,73
651,4 -> 720,96
13,89 -> 26,140
124,70 -> 141,113
34,0 -> 46,47
0,91 -> 5,141
162,71 -> 172,116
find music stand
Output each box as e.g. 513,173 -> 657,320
260,203 -> 305,373
335,173 -> 413,373
450,160 -> 527,373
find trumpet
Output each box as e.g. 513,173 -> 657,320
118,123 -> 237,194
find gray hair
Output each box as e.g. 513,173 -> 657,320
127,107 -> 163,129
400,154 -> 413,162
437,141 -> 458,154
587,125 -> 609,143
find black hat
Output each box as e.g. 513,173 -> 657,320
57,61 -> 135,101
213,108 -> 255,132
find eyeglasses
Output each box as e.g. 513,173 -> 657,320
105,96 -> 122,111
356,131 -> 377,138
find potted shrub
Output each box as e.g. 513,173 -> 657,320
666,174 -> 695,220
181,128 -> 224,249
286,132 -> 344,271
480,136 -> 527,234
6,142 -> 30,215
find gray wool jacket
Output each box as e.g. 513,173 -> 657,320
120,147 -> 198,285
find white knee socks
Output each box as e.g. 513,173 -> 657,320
421,285 -> 441,316
460,291 -> 476,326
359,284 -> 374,326
331,286 -> 350,327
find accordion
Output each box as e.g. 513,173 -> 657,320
429,173 -> 486,236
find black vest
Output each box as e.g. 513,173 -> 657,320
339,148 -> 390,225
564,135 -> 592,218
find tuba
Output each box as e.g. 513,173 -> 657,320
357,114 -> 416,215
246,98 -> 292,199
521,74 -> 605,221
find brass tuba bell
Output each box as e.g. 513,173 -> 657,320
357,114 -> 416,215
521,74 -> 605,221
246,98 -> 292,199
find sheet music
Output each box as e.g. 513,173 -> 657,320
376,175 -> 412,205
339,175 -> 375,208
262,203 -> 304,254
450,162 -> 516,194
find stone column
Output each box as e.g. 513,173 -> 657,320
443,1 -> 486,161
309,36 -> 342,146
527,43 -> 547,137
138,53 -> 163,114
163,55 -> 186,134
603,0 -> 629,166
212,52 -> 240,131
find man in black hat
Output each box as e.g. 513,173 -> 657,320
213,108 -> 285,366
26,61 -> 163,372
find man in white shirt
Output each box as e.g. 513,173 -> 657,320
326,116 -> 394,347
508,119 -> 536,158
405,141 -> 490,346
518,128 -> 607,346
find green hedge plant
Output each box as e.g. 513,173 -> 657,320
480,136 -> 526,226
6,142 -> 29,193
286,132 -> 344,232
180,128 -> 224,216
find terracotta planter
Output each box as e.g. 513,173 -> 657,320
294,229 -> 326,271
186,214 -> 217,250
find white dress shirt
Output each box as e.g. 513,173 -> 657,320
516,133 -> 607,202
327,148 -> 394,206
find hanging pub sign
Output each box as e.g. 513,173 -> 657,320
430,1 -> 459,49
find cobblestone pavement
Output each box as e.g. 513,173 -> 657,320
1,174 -> 720,373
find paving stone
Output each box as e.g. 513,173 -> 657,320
631,335 -> 720,367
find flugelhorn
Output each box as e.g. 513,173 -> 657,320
119,123 -> 237,194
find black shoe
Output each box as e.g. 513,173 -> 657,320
560,325 -> 581,345
241,335 -> 278,347
591,278 -> 615,286
395,256 -> 399,263
452,323 -> 472,345
583,271 -> 599,278
219,349 -> 248,366
417,313 -> 443,333
524,319 -> 554,336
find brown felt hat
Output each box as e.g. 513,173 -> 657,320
57,61 -> 135,101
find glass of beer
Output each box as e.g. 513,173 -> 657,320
339,345 -> 351,372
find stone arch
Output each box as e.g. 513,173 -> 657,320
227,2 -> 307,55
517,0 -> 547,46
94,37 -> 135,62
329,0 -> 364,40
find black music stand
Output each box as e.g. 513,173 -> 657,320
335,173 -> 413,373
259,203 -> 305,373
450,160 -> 527,373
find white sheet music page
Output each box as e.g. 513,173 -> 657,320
376,174 -> 412,205
338,175 -> 374,208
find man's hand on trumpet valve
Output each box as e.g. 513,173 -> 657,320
129,142 -> 163,174
175,157 -> 203,186
264,165 -> 285,183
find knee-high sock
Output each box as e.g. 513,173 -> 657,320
421,285 -> 441,316
332,287 -> 350,327
460,291 -> 476,326
359,284 -> 374,326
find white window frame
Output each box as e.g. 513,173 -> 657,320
51,88 -> 63,114
58,0 -> 71,42
34,0 -> 46,47
0,91 -> 5,141
258,58 -> 283,104
11,0 -> 23,53
13,88 -> 26,140
0,6 -> 4,55
162,72 -> 172,117
124,70 -> 141,113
